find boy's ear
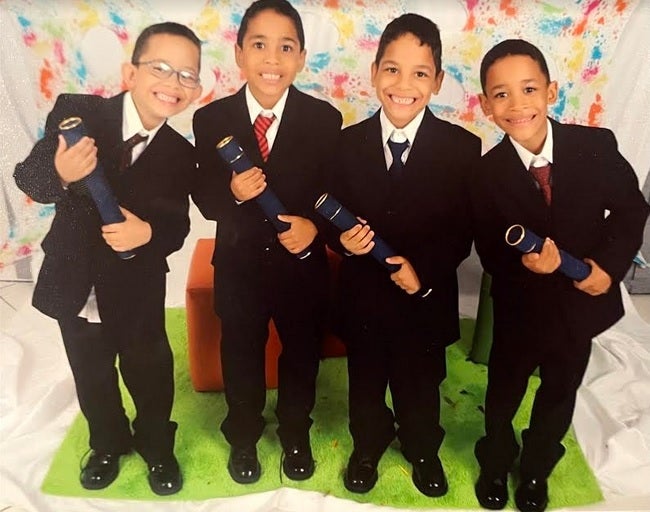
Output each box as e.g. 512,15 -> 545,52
547,80 -> 558,105
122,62 -> 137,89
478,93 -> 491,117
234,44 -> 243,68
370,62 -> 378,86
297,48 -> 306,72
431,70 -> 445,95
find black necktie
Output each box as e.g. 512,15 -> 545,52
388,139 -> 409,176
119,133 -> 148,172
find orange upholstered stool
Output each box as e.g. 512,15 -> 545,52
185,238 -> 346,392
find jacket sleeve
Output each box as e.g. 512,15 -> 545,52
589,128 -> 650,282
14,94 -> 74,204
191,105 -> 240,222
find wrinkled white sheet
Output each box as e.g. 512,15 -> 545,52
2,230 -> 649,511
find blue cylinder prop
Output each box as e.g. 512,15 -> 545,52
505,224 -> 590,281
315,193 -> 400,272
58,117 -> 135,260
216,136 -> 311,260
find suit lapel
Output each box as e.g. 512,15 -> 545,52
91,94 -> 124,178
494,137 -> 551,225
403,109 -> 439,181
360,111 -> 392,187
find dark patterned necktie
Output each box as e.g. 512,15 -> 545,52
254,113 -> 275,162
388,139 -> 409,176
530,163 -> 552,205
119,133 -> 148,172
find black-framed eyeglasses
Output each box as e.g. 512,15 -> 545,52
134,60 -> 201,89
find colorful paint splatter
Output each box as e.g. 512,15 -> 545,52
0,0 -> 639,267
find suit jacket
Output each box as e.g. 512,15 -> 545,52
192,85 -> 342,315
14,93 -> 194,330
327,108 -> 481,345
470,118 -> 649,339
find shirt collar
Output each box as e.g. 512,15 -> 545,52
245,85 -> 288,124
379,107 -> 425,148
510,118 -> 554,169
122,91 -> 164,143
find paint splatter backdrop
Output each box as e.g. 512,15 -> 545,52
0,0 -> 638,268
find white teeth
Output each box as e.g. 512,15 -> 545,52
262,73 -> 280,80
509,116 -> 533,124
156,92 -> 178,103
391,95 -> 415,105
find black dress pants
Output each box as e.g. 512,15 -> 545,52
58,315 -> 176,464
475,299 -> 592,479
218,248 -> 326,449
345,321 -> 447,463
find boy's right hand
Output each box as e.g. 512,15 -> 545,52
54,134 -> 97,186
521,237 -> 561,274
340,222 -> 375,255
230,167 -> 266,202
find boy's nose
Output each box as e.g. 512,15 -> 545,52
264,48 -> 280,64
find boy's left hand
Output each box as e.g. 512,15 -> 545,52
101,207 -> 152,252
385,256 -> 421,295
277,214 -> 317,254
521,238 -> 561,274
573,258 -> 612,296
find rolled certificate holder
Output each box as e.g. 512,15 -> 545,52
216,135 -> 310,259
59,117 -> 135,260
315,193 -> 400,272
505,224 -> 590,281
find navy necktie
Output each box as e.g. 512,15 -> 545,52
388,139 -> 409,176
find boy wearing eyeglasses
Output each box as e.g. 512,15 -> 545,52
14,22 -> 202,495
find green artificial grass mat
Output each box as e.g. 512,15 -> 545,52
42,309 -> 603,509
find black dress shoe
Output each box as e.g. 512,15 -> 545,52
80,452 -> 121,490
515,477 -> 548,512
148,456 -> 182,496
475,471 -> 508,510
344,452 -> 378,493
228,445 -> 261,484
411,456 -> 448,497
282,444 -> 315,480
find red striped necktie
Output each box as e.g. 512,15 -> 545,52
254,113 -> 275,162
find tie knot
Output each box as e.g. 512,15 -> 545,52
124,132 -> 148,149
254,113 -> 275,136
388,139 -> 409,164
529,163 -> 551,186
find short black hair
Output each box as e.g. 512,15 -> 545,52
237,0 -> 305,51
131,22 -> 202,69
480,39 -> 550,93
375,13 -> 442,75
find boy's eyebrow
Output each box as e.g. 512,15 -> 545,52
488,78 -> 541,92
380,59 -> 434,71
247,33 -> 299,45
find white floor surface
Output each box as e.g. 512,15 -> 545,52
1,204 -> 649,512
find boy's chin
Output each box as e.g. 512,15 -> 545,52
383,108 -> 423,129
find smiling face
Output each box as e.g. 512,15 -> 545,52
122,33 -> 202,130
235,9 -> 306,109
371,33 -> 443,129
479,54 -> 558,154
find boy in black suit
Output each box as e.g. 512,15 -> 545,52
14,22 -> 203,495
471,39 -> 649,512
192,0 -> 342,484
326,13 -> 480,497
